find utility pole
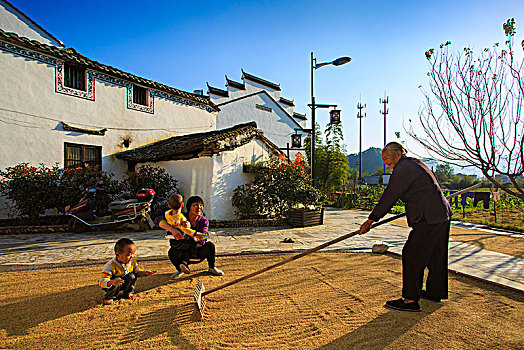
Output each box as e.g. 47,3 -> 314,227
379,94 -> 389,174
357,100 -> 366,182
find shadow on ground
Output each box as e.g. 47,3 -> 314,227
0,273 -> 171,336
317,302 -> 443,349
118,301 -> 200,348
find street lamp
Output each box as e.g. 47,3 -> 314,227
291,133 -> 302,148
329,109 -> 341,124
357,101 -> 366,182
310,52 -> 351,186
379,95 -> 389,174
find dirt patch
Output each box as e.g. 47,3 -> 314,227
391,218 -> 524,258
0,253 -> 522,349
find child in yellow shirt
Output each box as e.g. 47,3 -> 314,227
99,238 -> 156,305
165,194 -> 197,238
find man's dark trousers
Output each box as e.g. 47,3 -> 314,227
402,220 -> 450,301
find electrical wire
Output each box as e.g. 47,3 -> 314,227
0,106 -> 215,132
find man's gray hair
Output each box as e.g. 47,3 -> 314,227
382,142 -> 407,156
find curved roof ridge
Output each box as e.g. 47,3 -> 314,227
207,82 -> 229,97
225,75 -> 245,90
241,69 -> 281,91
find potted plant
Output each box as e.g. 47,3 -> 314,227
287,206 -> 325,227
286,185 -> 325,227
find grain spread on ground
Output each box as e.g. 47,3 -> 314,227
0,253 -> 522,349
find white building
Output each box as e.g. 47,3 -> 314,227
207,70 -> 309,161
0,0 -> 62,47
0,2 -> 283,220
115,122 -> 282,220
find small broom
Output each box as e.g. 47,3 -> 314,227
194,183 -> 481,317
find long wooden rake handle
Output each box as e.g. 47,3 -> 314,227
201,183 -> 481,297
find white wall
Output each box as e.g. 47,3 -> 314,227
299,119 -> 307,129
226,85 -> 246,100
243,79 -> 280,100
141,138 -> 270,221
147,157 -> 213,216
277,101 -> 294,116
0,49 -> 216,175
0,0 -> 62,46
209,139 -> 268,220
0,44 -> 216,218
208,92 -> 229,105
216,92 -> 307,160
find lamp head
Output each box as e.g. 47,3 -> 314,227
332,57 -> 351,66
291,134 -> 302,148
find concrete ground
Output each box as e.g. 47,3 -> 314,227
0,208 -> 522,293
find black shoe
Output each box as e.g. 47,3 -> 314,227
421,290 -> 442,302
385,298 -> 421,312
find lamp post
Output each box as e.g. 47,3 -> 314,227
357,101 -> 366,182
310,52 -> 351,186
379,95 -> 389,174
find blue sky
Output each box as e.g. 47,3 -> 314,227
10,0 -> 524,162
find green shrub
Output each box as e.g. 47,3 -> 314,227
332,185 -> 390,210
0,163 -> 61,219
232,159 -> 324,219
334,192 -> 359,209
121,165 -> 179,218
231,183 -> 268,219
0,163 -> 124,218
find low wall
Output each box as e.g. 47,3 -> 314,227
0,216 -> 291,234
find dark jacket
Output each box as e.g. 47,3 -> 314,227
369,157 -> 452,226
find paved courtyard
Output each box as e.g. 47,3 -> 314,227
0,208 -> 522,292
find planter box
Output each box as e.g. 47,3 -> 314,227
287,207 -> 324,227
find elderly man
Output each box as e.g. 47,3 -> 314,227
360,142 -> 452,312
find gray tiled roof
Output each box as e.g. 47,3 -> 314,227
225,75 -> 245,90
207,82 -> 229,97
293,112 -> 307,120
115,121 -> 282,162
241,69 -> 281,91
279,97 -> 294,106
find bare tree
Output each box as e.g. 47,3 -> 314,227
408,19 -> 523,201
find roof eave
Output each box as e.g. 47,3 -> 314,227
0,29 -> 218,111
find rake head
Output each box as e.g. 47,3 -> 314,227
194,279 -> 206,317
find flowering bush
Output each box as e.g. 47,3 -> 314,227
0,163 -> 122,218
232,159 -> 324,219
0,163 -> 62,219
121,165 -> 179,218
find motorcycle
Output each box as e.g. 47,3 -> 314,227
65,182 -> 156,233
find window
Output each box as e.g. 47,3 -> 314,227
64,64 -> 86,91
133,84 -> 148,106
64,143 -> 102,169
255,104 -> 272,112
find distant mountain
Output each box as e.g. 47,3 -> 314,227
347,148 -> 483,177
347,147 -> 384,175
421,158 -> 482,177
